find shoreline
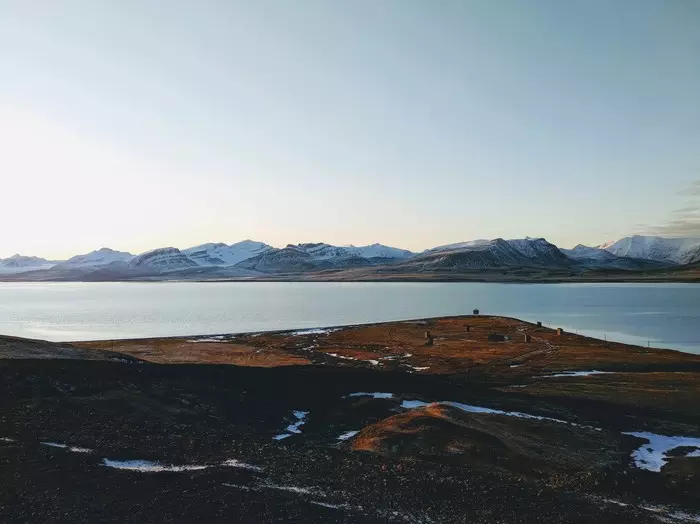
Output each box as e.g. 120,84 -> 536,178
2,276 -> 700,283
62,314 -> 689,355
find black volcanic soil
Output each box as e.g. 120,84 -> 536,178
1,316 -> 700,523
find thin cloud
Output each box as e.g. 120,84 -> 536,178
645,220 -> 700,237
687,180 -> 700,196
642,180 -> 700,238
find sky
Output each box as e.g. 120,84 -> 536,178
1,0 -> 699,259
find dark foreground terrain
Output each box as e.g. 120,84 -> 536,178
2,316 -> 700,523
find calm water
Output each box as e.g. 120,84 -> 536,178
0,282 -> 698,353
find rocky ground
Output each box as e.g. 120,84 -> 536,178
1,316 -> 700,523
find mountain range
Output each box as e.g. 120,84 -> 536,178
0,235 -> 698,281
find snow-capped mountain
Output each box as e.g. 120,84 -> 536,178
2,235 -> 699,282
562,245 -> 618,262
183,240 -> 273,266
128,247 -> 198,272
505,237 -> 571,265
408,238 -> 570,271
235,242 -> 415,273
562,244 -> 674,270
423,239 -> 491,255
277,242 -> 414,262
0,254 -> 56,274
345,243 -> 414,260
600,236 -> 700,265
235,244 -> 369,273
59,248 -> 134,268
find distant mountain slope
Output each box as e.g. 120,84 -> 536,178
600,235 -> 700,265
0,254 -> 56,274
345,244 -> 414,260
183,240 -> 273,266
423,240 -> 491,255
402,238 -> 571,271
563,244 -> 675,271
2,235 -> 699,282
129,248 -> 198,272
562,245 -> 618,261
235,242 -> 412,273
58,248 -> 134,268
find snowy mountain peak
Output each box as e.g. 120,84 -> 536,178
0,254 -> 56,274
183,240 -> 273,267
346,243 -> 414,260
601,235 -> 700,264
562,244 -> 617,261
129,247 -> 198,272
60,248 -> 134,268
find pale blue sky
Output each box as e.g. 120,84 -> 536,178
1,0 -> 699,258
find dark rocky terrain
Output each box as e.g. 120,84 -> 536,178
2,316 -> 700,523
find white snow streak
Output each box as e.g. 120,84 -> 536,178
291,328 -> 340,336
41,442 -> 92,453
347,392 -> 394,399
221,459 -> 264,472
544,370 -> 612,378
102,459 -> 208,472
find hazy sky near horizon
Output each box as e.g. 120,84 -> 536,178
1,0 -> 699,259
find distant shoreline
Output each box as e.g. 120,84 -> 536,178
1,275 -> 699,284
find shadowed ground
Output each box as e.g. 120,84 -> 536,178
1,316 -> 699,523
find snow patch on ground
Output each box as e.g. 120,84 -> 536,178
398,400 -> 600,431
407,366 -> 430,372
347,392 -> 394,399
188,338 -> 227,343
596,496 -> 700,522
222,482 -> 254,491
310,500 -> 354,510
41,442 -> 92,453
0,437 -> 15,442
274,410 -> 309,440
291,328 -> 340,336
367,360 -> 379,366
221,459 -> 264,472
337,431 -> 359,441
102,459 -> 208,472
327,353 -> 356,360
510,364 -> 522,368
401,400 -> 429,409
623,431 -> 700,472
41,442 -> 68,449
543,370 -> 612,378
259,482 -> 326,497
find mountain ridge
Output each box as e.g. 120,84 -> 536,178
1,235 -> 698,281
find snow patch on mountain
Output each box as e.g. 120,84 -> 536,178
344,243 -> 414,259
562,245 -> 618,261
409,238 -> 570,271
129,247 -> 198,272
423,239 -> 491,255
59,248 -> 134,268
0,254 -> 56,274
183,240 -> 273,266
600,236 -> 700,264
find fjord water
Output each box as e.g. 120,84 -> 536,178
0,282 -> 698,353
